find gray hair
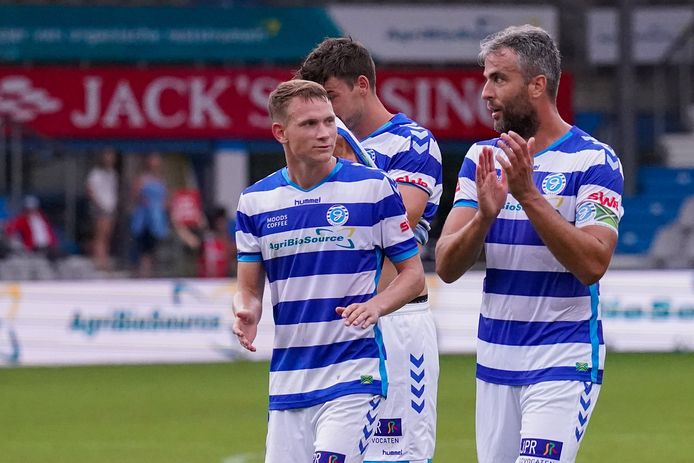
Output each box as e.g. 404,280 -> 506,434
479,25 -> 561,100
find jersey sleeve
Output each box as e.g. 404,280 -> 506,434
235,193 -> 263,263
375,175 -> 419,263
453,144 -> 482,209
575,148 -> 625,234
388,131 -> 442,199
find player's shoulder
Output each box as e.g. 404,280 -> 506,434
337,157 -> 389,181
389,113 -> 437,141
241,169 -> 284,196
562,126 -> 616,154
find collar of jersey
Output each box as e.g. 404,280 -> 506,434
363,113 -> 411,140
281,160 -> 343,192
533,126 -> 576,158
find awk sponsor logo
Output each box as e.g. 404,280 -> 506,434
520,438 -> 563,461
313,452 -> 346,463
396,175 -> 429,189
400,221 -> 410,232
588,191 -> 619,209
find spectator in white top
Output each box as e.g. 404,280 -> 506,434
86,147 -> 119,271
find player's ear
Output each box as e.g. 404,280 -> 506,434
271,121 -> 288,144
356,75 -> 370,95
528,75 -> 546,99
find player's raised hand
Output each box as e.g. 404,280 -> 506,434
336,302 -> 380,329
232,305 -> 259,352
496,131 -> 538,202
476,145 -> 508,220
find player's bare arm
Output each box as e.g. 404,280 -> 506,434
337,253 -> 424,329
436,147 -> 507,283
232,261 -> 265,352
398,183 -> 429,231
496,131 -> 617,284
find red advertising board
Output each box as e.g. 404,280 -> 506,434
0,67 -> 572,140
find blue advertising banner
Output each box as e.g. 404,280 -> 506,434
0,6 -> 340,62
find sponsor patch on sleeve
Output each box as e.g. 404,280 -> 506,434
576,201 -> 619,230
313,451 -> 346,463
519,438 -> 563,461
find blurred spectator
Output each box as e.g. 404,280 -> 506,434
171,186 -> 206,276
86,147 -> 119,271
5,195 -> 60,260
198,206 -> 236,278
130,153 -> 169,278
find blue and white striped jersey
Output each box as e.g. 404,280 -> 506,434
358,113 -> 443,243
236,158 -> 419,410
454,126 -> 624,386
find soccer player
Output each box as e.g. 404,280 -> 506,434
436,25 -> 624,463
233,80 -> 425,463
297,38 -> 443,463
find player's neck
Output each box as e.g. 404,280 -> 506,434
285,156 -> 337,190
532,106 -> 572,154
353,97 -> 393,140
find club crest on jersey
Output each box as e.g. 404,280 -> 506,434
542,173 -> 567,195
575,202 -> 597,225
326,205 -> 349,226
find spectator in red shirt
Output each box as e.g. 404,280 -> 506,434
5,195 -> 59,258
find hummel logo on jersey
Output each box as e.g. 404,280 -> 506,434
295,197 -> 321,205
395,175 -> 429,189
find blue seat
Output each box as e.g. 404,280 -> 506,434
638,167 -> 694,195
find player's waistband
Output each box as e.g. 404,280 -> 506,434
383,294 -> 430,317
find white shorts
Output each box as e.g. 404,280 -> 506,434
364,299 -> 439,462
266,394 -> 382,463
476,379 -> 602,463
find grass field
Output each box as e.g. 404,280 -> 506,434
0,353 -> 692,462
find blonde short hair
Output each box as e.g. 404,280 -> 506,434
267,79 -> 329,123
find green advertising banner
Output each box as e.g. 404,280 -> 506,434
0,6 -> 340,62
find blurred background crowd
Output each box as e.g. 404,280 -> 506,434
0,0 -> 691,279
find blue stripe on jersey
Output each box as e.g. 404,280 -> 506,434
236,210 -> 255,235
580,163 -> 625,194
264,249 -> 377,283
241,170 -> 286,194
338,127 -> 375,168
270,338 -> 380,372
384,237 -> 419,262
589,284 -> 601,383
269,379 -> 383,410
459,157 -> 477,181
237,252 -> 262,263
484,269 -> 590,298
250,198 -> 406,238
454,199 -> 478,208
476,364 -> 604,385
374,324 -> 389,398
478,315 -> 604,346
487,219 -> 544,246
273,294 -> 373,325
388,244 -> 419,263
